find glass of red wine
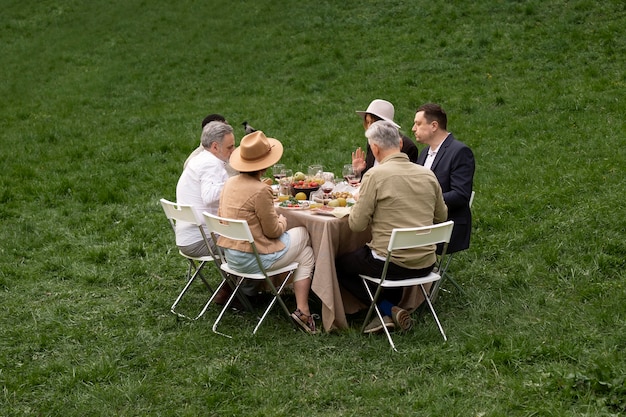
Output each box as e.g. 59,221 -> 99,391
272,164 -> 286,183
342,164 -> 359,187
321,172 -> 335,204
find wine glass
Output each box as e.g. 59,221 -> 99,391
352,166 -> 362,186
321,172 -> 335,204
342,164 -> 355,185
280,168 -> 293,196
272,163 -> 285,183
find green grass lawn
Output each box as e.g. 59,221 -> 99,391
2,0 -> 625,415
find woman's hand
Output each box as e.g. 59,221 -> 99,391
351,147 -> 366,173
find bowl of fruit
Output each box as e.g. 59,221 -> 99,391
290,173 -> 320,201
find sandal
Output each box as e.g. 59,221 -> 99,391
291,309 -> 317,334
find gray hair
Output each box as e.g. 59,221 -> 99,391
365,120 -> 401,150
201,121 -> 234,148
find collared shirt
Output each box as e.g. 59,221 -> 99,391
349,152 -> 448,269
424,139 -> 445,170
175,150 -> 229,246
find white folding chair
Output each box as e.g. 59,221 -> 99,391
430,190 -> 475,303
203,212 -> 298,338
359,220 -> 455,351
160,198 -> 220,320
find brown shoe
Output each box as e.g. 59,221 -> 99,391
213,285 -> 233,305
391,306 -> 413,332
363,315 -> 394,334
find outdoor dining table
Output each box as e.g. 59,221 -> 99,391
274,204 -> 371,332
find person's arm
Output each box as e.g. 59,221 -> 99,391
199,161 -> 229,208
256,186 -> 286,239
443,146 -> 475,209
348,172 -> 375,232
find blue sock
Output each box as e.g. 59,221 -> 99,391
378,300 -> 394,317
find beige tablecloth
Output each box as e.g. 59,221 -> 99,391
275,206 -> 371,331
276,205 -> 431,332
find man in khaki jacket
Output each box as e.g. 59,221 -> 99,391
336,120 -> 447,334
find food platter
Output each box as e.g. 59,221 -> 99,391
275,199 -> 321,210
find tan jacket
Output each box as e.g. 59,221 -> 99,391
349,152 -> 448,269
217,174 -> 287,254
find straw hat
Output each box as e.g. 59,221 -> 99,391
228,130 -> 283,172
355,99 -> 401,129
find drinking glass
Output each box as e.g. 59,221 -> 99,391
342,164 -> 355,185
353,166 -> 362,186
308,164 -> 323,179
280,169 -> 293,196
272,163 -> 285,183
321,173 -> 335,204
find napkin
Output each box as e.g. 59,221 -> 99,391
330,207 -> 351,218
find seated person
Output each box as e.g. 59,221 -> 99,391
176,121 -> 235,257
217,131 -> 317,334
183,113 -> 226,170
336,121 -> 447,334
412,103 -> 475,253
352,99 -> 418,177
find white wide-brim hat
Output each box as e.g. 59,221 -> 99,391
356,99 -> 401,129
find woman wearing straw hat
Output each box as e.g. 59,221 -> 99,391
217,131 -> 317,334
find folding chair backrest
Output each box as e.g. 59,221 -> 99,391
203,212 -> 254,243
388,220 -> 455,252
160,198 -> 201,228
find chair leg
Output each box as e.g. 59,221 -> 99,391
360,279 -> 397,352
253,271 -> 295,335
419,284 -> 447,342
212,272 -> 295,338
431,253 -> 469,303
188,259 -> 213,292
195,278 -> 228,320
171,260 -> 212,320
212,278 -> 247,338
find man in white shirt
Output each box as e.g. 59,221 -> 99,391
176,121 -> 235,257
182,113 -> 227,170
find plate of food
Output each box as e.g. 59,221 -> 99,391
276,197 -> 320,210
312,188 -> 355,203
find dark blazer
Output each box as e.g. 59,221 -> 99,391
362,134 -> 418,176
417,134 -> 475,253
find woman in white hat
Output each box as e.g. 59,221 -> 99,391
217,131 -> 317,334
352,99 -> 418,176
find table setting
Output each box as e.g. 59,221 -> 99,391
268,163 -> 369,331
270,163 -> 360,217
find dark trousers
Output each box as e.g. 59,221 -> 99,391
335,246 -> 434,306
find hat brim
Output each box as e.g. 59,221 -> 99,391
228,138 -> 284,172
355,110 -> 401,129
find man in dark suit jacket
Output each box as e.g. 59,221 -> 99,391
352,99 -> 418,177
413,103 -> 475,253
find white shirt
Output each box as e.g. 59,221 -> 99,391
175,150 -> 229,246
424,139 -> 445,170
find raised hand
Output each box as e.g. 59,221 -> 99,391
351,147 -> 366,174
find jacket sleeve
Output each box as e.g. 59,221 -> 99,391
255,186 -> 286,239
443,146 -> 475,210
348,173 -> 375,232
